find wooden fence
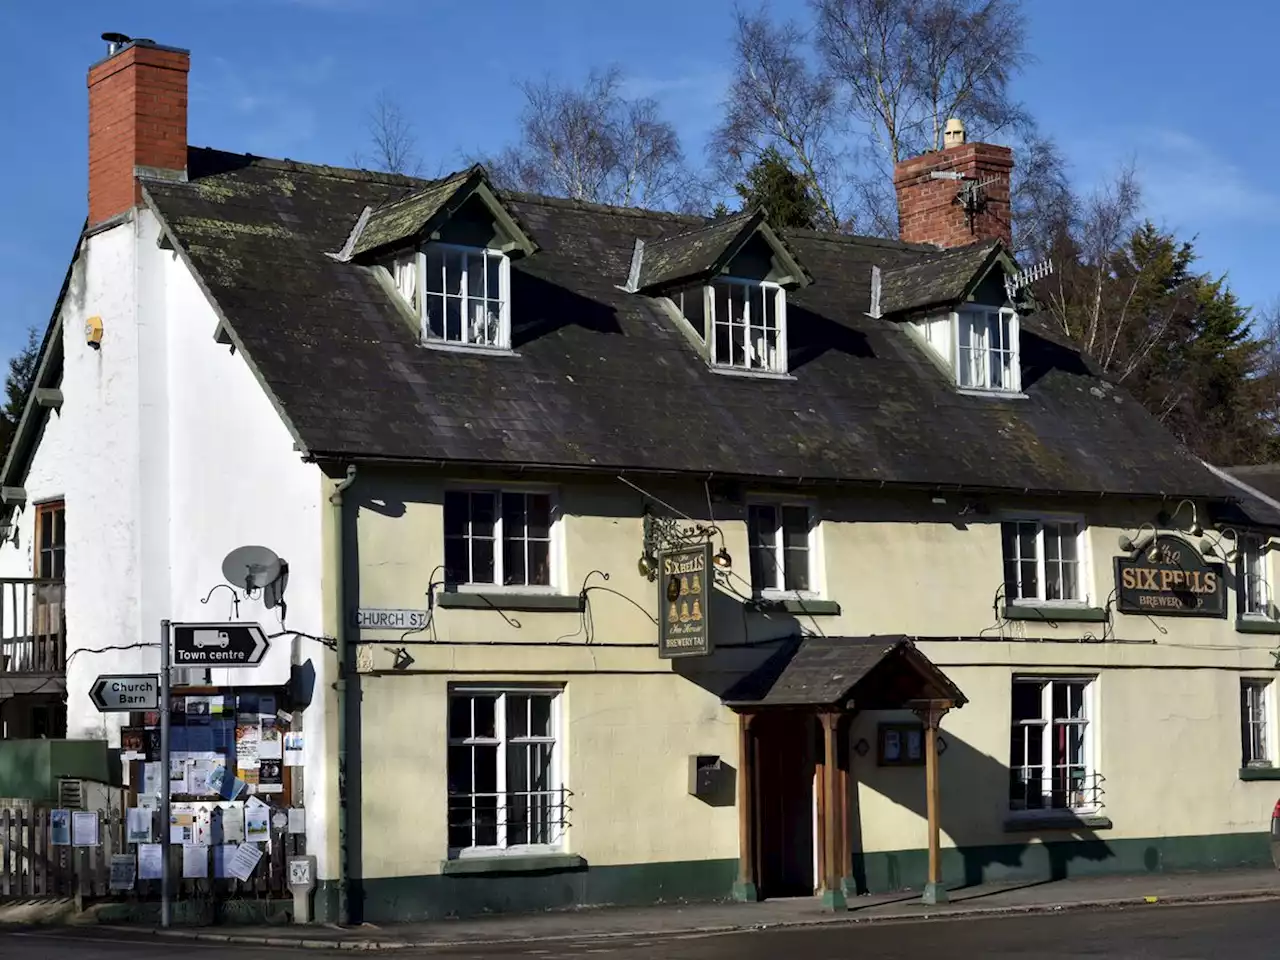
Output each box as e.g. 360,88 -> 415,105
0,806 -> 302,904
0,807 -> 115,898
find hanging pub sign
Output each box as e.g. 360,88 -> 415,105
657,543 -> 713,658
1114,534 -> 1226,618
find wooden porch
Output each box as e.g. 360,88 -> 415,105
724,635 -> 966,909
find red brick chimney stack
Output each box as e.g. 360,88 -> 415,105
893,119 -> 1013,249
87,34 -> 190,227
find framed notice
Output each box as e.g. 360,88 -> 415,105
657,543 -> 713,658
878,722 -> 925,767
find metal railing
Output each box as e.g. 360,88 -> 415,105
447,788 -> 573,850
1009,769 -> 1105,814
0,578 -> 66,674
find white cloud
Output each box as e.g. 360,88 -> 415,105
1067,126 -> 1280,227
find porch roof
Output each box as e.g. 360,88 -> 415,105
722,635 -> 966,710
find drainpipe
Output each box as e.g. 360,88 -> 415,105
330,464 -> 357,926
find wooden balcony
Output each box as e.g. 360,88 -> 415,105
0,579 -> 66,693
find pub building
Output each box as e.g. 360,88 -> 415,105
308,119 -> 1280,919
16,41 -> 1280,922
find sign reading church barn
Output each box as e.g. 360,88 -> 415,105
657,543 -> 713,658
1114,534 -> 1226,618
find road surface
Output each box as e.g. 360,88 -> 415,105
6,899 -> 1278,958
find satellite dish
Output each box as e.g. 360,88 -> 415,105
222,545 -> 284,592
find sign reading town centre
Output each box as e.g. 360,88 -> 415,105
171,622 -> 271,666
1114,535 -> 1226,618
657,543 -> 713,658
90,674 -> 159,712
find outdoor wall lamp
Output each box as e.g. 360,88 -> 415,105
1117,523 -> 1157,554
713,547 -> 733,570
1160,499 -> 1202,537
1200,527 -> 1239,560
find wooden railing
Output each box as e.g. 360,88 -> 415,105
0,578 -> 66,674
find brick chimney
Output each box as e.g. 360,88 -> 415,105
893,119 -> 1013,249
87,35 -> 190,227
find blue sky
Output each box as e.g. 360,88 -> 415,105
1,0 -> 1277,358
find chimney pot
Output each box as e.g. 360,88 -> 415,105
943,118 -> 965,148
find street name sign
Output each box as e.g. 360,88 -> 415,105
171,622 -> 270,666
91,674 -> 160,712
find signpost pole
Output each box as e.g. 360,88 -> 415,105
160,619 -> 171,930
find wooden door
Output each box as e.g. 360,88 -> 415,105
754,712 -> 816,898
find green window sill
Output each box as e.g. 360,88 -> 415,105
1003,604 -> 1107,623
437,592 -> 584,613
440,853 -> 586,876
1004,814 -> 1113,832
1239,766 -> 1280,781
1236,618 -> 1280,635
751,598 -> 842,616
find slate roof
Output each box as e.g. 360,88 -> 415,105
722,635 -> 967,708
878,239 -> 1004,316
348,167 -> 477,258
634,209 -> 758,290
1210,464 -> 1280,528
138,148 -> 1240,500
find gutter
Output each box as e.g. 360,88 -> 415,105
329,464 -> 357,926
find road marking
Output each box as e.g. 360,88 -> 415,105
9,931 -> 229,950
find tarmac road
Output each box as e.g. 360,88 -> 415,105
5,899 -> 1277,959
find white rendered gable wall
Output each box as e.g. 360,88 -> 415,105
0,209 -> 332,876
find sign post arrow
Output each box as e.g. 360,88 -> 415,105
171,622 -> 271,667
90,674 -> 160,712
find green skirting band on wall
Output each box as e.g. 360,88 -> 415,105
312,832 -> 1273,924
852,832 -> 1272,895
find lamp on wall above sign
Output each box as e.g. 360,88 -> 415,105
1117,523 -> 1157,555
1159,499 -> 1203,537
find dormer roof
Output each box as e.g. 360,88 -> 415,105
876,238 -> 1016,317
629,207 -> 812,293
339,164 -> 538,261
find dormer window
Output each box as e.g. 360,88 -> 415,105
710,279 -> 786,373
957,307 -> 1019,392
391,244 -> 511,350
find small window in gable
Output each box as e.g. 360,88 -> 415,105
957,306 -> 1020,393
389,244 -> 511,350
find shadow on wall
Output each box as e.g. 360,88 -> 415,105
848,725 -> 1113,893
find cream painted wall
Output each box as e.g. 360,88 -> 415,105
358,672 -> 737,878
350,469 -> 1280,880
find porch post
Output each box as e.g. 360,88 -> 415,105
819,711 -> 846,910
913,700 -> 952,905
733,712 -> 760,902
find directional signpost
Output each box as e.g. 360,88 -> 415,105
90,674 -> 159,712
171,622 -> 270,666
157,620 -> 269,929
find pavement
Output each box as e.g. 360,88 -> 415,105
63,867 -> 1280,951
7,898 -> 1280,958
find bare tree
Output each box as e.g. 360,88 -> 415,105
353,91 -> 422,176
713,9 -> 848,229
480,68 -> 703,212
716,0 -> 1032,235
1034,165 -> 1204,395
